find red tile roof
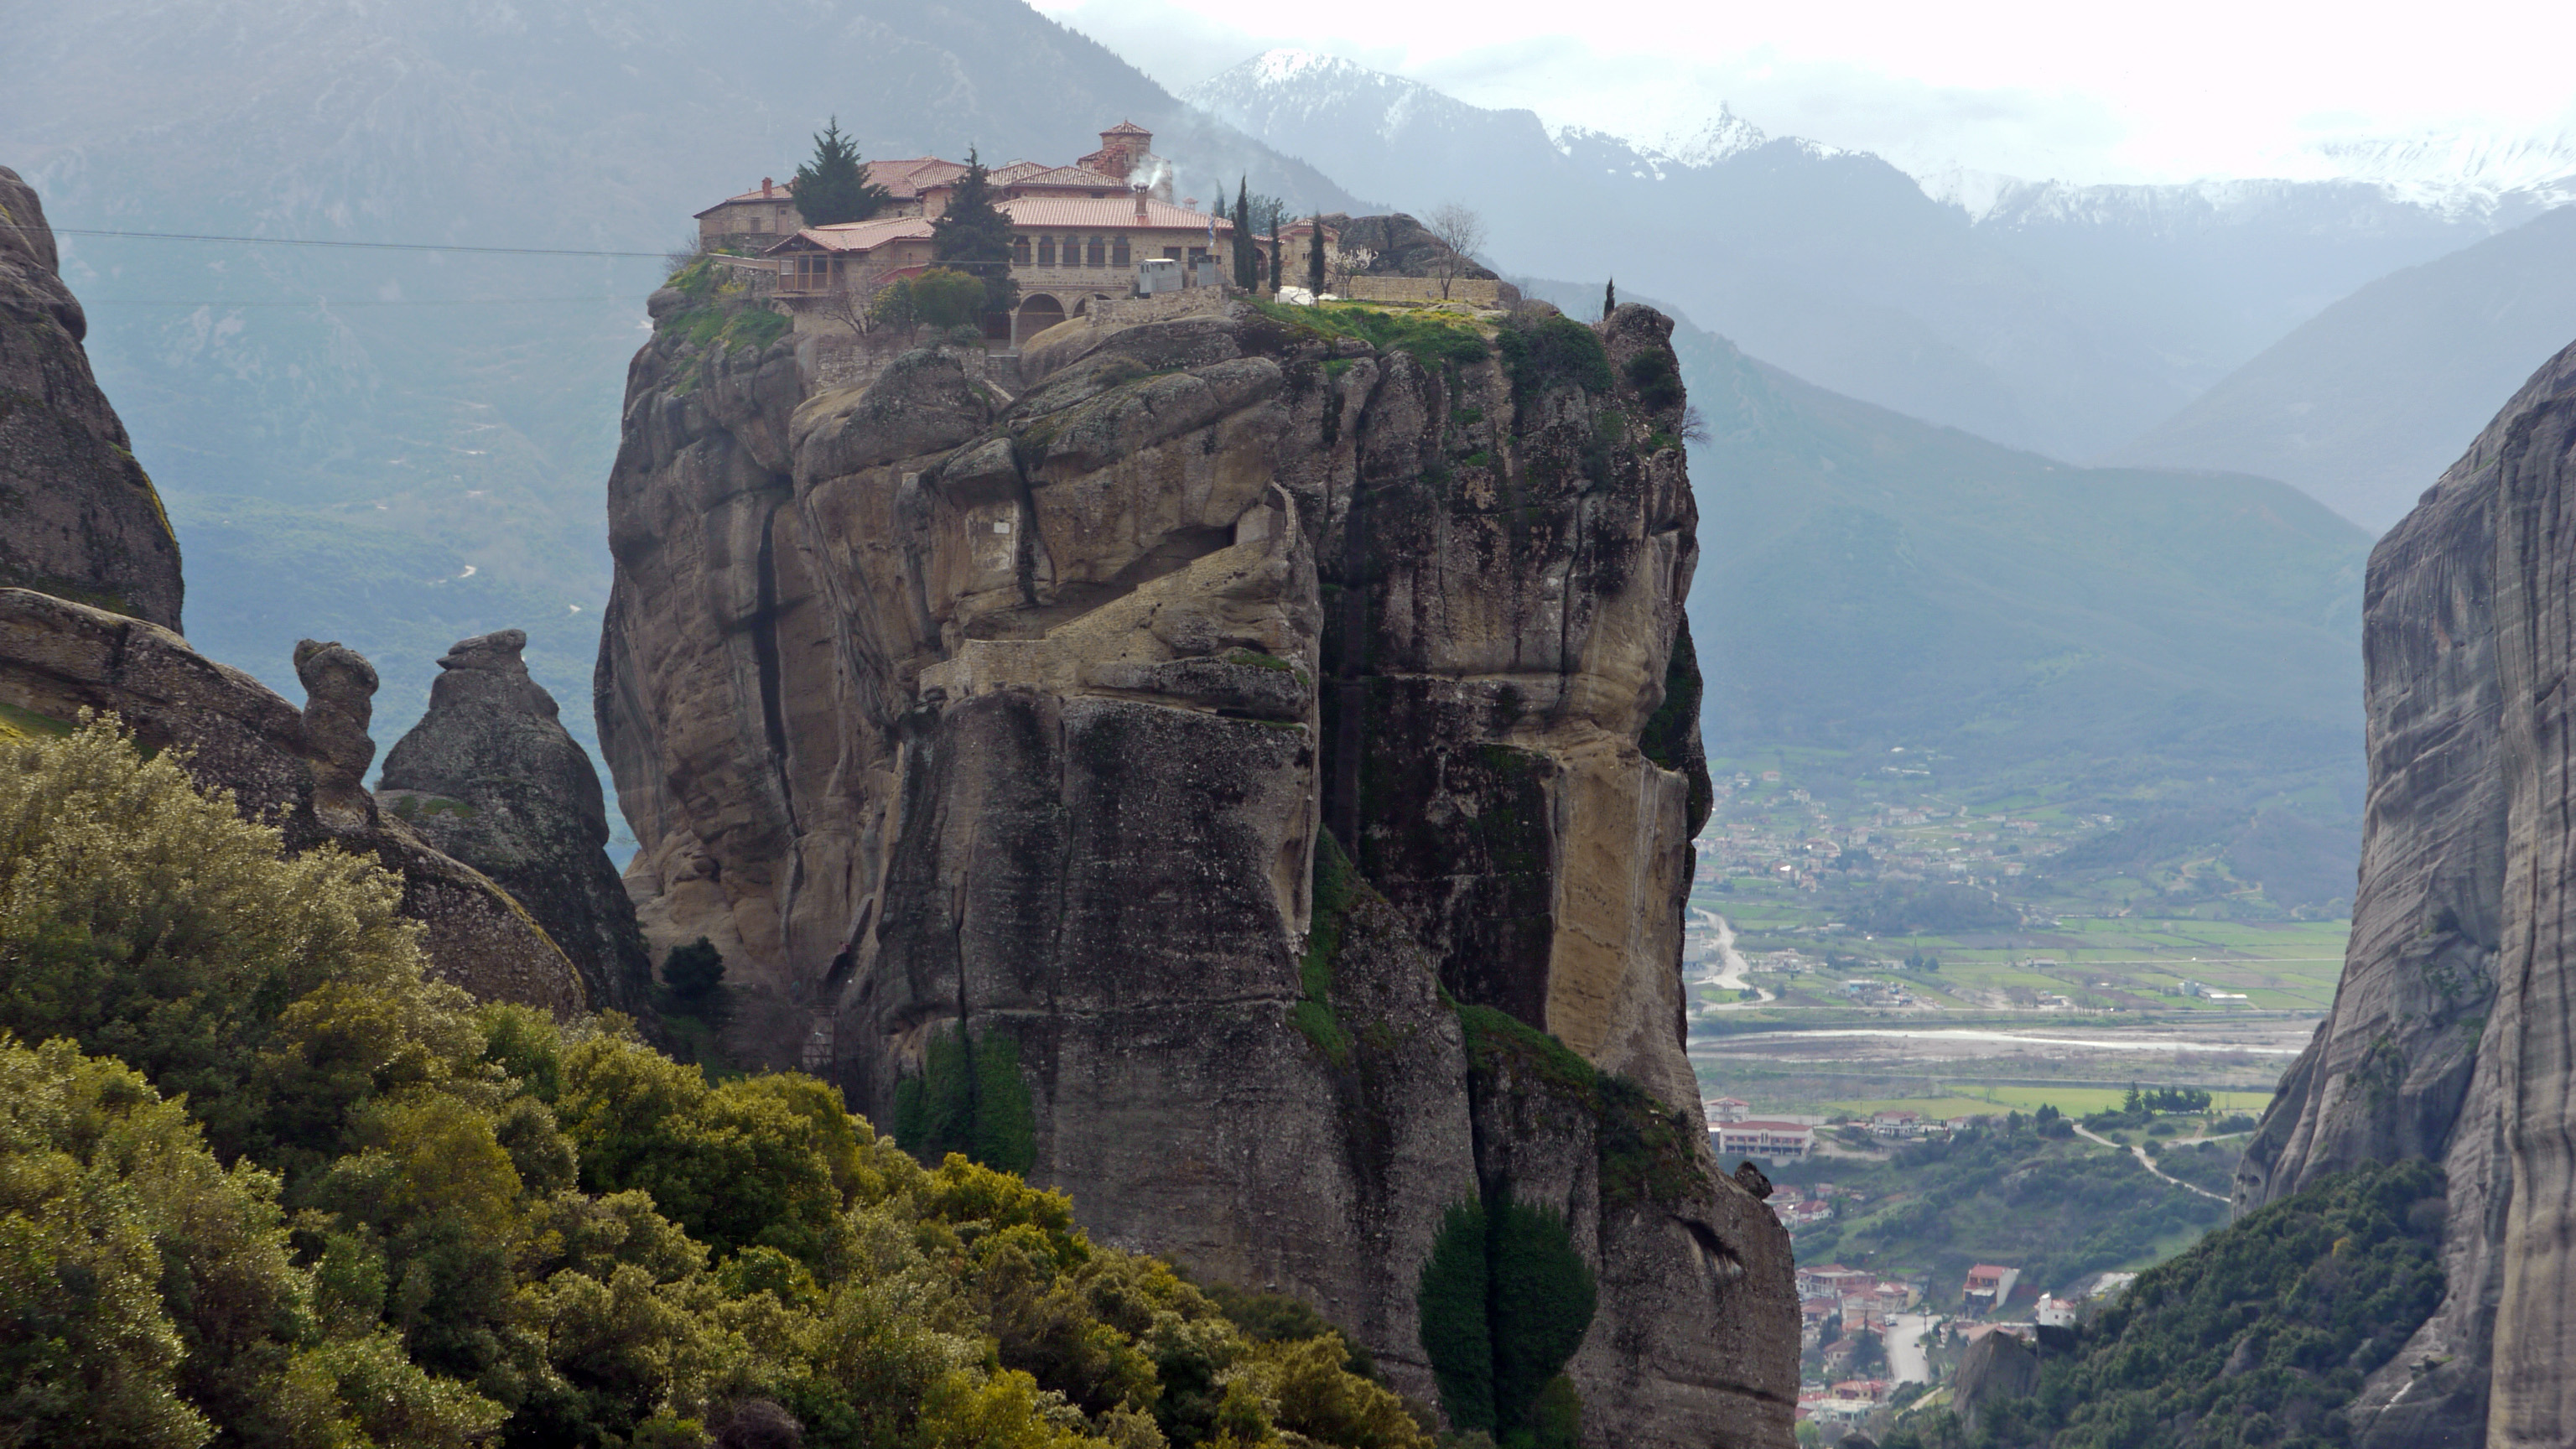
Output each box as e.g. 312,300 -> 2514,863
1000,195 -> 1229,231
1099,120 -> 1152,137
694,180 -> 798,219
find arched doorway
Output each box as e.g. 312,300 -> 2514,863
1015,293 -> 1067,346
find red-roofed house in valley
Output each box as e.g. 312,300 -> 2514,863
1714,1119 -> 1815,1162
1964,1264 -> 2022,1311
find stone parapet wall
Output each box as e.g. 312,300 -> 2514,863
1342,276 -> 1517,307
1082,287 -> 1236,329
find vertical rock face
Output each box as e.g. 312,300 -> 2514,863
381,629 -> 652,1012
0,166 -> 183,630
2236,338 -> 2576,1448
599,290 -> 1792,1445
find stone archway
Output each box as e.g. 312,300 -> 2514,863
1014,293 -> 1067,346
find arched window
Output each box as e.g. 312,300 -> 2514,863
1036,236 -> 1056,267
1086,236 -> 1105,267
1011,235 -> 1030,267
1111,236 -> 1131,266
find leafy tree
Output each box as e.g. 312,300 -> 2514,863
911,267 -> 990,331
870,276 -> 921,337
1424,202 -> 1486,299
662,936 -> 724,1001
792,117 -> 892,227
930,147 -> 1019,317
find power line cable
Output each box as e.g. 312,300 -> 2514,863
8,221 -> 673,258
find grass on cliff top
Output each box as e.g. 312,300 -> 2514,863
658,254 -> 792,355
1251,299 -> 1491,370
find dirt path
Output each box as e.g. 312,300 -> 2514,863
2073,1123 -> 2229,1203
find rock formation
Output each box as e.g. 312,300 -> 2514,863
0,589 -> 585,1013
0,165 -> 183,629
2236,336 -> 2576,1448
1951,1331 -> 2041,1431
598,281 -> 1791,1445
381,629 -> 652,1011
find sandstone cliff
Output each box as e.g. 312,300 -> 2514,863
598,285 -> 1789,1444
2236,337 -> 2576,1448
0,166 -> 183,629
381,628 -> 652,1012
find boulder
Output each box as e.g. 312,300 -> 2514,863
380,629 -> 652,1012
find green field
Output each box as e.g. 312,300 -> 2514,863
1818,1085 -> 2274,1121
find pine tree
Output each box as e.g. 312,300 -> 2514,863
1307,216 -> 1327,295
1233,179 -> 1257,290
930,146 -> 1020,319
792,117 -> 892,227
1603,278 -> 1617,319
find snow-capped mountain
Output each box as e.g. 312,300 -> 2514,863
1182,48 -> 2563,470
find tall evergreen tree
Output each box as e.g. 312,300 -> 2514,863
1603,278 -> 1617,319
1307,216 -> 1327,295
930,147 -> 1019,319
1233,179 -> 1258,290
1268,202 -> 1285,292
792,117 -> 892,227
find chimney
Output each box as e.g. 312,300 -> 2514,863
1134,185 -> 1149,222
761,177 -> 773,198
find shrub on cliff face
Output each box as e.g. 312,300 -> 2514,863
1415,1197 -> 1595,1446
0,720 -> 1417,1449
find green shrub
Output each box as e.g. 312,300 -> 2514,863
1415,1196 -> 1595,1441
0,719 -> 1423,1449
891,1020 -> 1037,1176
1495,316 -> 1612,403
662,936 -> 725,1000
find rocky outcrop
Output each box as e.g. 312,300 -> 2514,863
2236,337 -> 2576,1447
0,166 -> 183,629
1951,1331 -> 2041,1431
0,588 -> 584,1015
381,629 -> 652,1012
1322,212 -> 1502,283
598,291 -> 1788,1445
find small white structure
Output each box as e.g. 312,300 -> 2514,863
1136,257 -> 1184,295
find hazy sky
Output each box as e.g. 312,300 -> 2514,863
1034,0 -> 2576,184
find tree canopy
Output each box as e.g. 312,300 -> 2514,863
0,719 -> 1426,1449
792,117 -> 893,228
929,148 -> 1019,317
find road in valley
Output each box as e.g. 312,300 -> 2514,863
1886,1311 -> 1940,1384
1690,908 -> 1776,1009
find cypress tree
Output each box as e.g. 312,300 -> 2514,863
1307,216 -> 1327,295
930,146 -> 1020,319
1233,179 -> 1257,290
1268,202 -> 1284,292
1603,278 -> 1617,319
791,117 -> 892,227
